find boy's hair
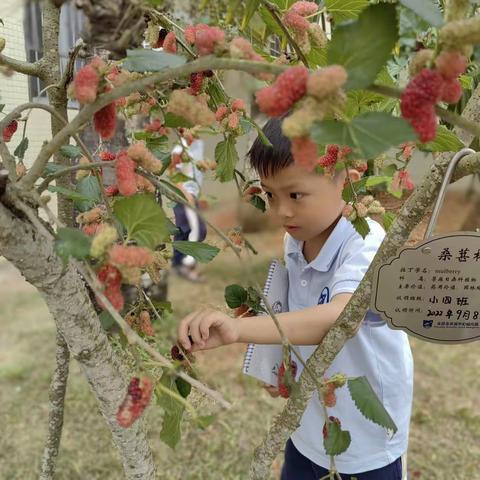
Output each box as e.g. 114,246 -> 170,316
247,116 -> 293,178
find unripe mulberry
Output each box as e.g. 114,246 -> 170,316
277,360 -> 298,398
283,11 -> 310,32
360,195 -> 375,207
139,310 -> 155,336
342,204 -> 357,222
291,136 -> 318,171
195,25 -> 225,56
229,37 -> 256,59
290,0 -> 319,16
109,244 -> 154,268
76,207 -> 103,225
116,152 -> 137,197
127,141 -> 163,173
75,156 -> 91,180
116,377 -> 153,428
215,104 -> 229,121
163,31 -> 177,53
167,89 -> 215,127
367,200 -> 385,215
227,111 -> 240,130
71,64 -> 100,104
307,65 -> 348,101
2,120 -> 18,142
90,225 -> 118,258
231,98 -> 246,112
94,102 -> 117,140
135,174 -> 155,193
355,202 -> 368,218
409,49 -> 434,77
322,383 -> 337,407
308,23 -> 327,48
435,50 -> 467,79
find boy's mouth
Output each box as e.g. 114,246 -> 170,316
284,225 -> 300,232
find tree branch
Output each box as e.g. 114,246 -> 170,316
0,53 -> 44,78
19,56 -> 288,190
40,331 -> 70,480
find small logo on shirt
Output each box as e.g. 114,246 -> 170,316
318,287 -> 330,305
272,301 -> 283,314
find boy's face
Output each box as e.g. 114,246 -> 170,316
260,163 -> 348,242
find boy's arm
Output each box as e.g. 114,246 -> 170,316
177,293 -> 352,351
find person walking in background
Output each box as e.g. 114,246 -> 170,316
171,138 -> 207,282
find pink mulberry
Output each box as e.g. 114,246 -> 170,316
116,377 -> 153,428
109,244 -> 154,268
291,136 -> 318,171
163,31 -> 177,53
435,51 -> 467,80
227,111 -> 240,130
72,64 -> 100,104
195,26 -> 225,56
116,151 -> 137,197
184,25 -> 197,44
231,98 -> 246,112
215,104 -> 229,121
290,1 -> 319,16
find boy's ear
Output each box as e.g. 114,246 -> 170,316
347,168 -> 363,182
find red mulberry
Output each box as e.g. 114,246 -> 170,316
440,78 -> 463,104
291,136 -> 318,171
278,359 -> 298,398
116,151 -> 137,197
100,150 -> 116,161
318,144 -> 340,168
189,72 -> 204,95
2,119 -> 18,142
96,264 -> 124,311
116,377 -> 153,428
94,102 -> 117,140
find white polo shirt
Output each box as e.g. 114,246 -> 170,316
285,216 -> 414,474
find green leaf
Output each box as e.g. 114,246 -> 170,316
249,195 -> 266,212
398,0 -> 443,27
224,284 -> 248,308
323,420 -> 351,456
365,176 -> 391,188
156,374 -> 185,449
48,185 -> 96,203
113,193 -> 170,249
419,125 -> 464,152
328,4 -> 398,90
172,241 -> 220,263
325,0 -> 369,23
60,144 -> 82,159
382,212 -> 396,232
42,163 -> 68,177
342,178 -> 368,203
258,5 -> 285,38
241,0 -> 260,30
75,176 -> 102,212
170,171 -> 192,184
195,414 -> 216,430
351,216 -> 370,239
348,376 -> 398,434
215,136 -> 239,182
459,74 -> 473,90
99,311 -> 115,330
55,227 -> 92,262
311,112 -> 417,159
123,49 -> 187,72
14,137 -> 29,160
0,104 -> 5,113
163,111 -> 194,128
175,377 -> 192,399
240,117 -> 272,147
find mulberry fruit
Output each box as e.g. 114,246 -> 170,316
435,51 -> 467,80
94,102 -> 117,140
139,310 -> 155,336
231,98 -> 246,112
116,377 -> 153,428
278,359 -> 298,398
291,136 -> 318,171
189,72 -> 204,95
322,382 -> 337,407
306,65 -> 348,101
184,25 -> 196,44
90,225 -> 118,258
109,244 -> 154,268
167,89 -> 215,127
71,64 -> 100,104
440,78 -> 463,104
2,120 -> 18,142
194,26 -> 225,56
229,37 -> 256,59
227,111 -> 240,130
283,11 -> 310,32
127,141 -> 163,173
215,104 -> 229,122
163,31 -> 177,53
100,150 -> 116,161
116,152 -> 137,197
318,144 -> 340,168
290,0 -> 319,16
96,264 -> 124,311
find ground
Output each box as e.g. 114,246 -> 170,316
0,191 -> 479,480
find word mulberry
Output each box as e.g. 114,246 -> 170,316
116,377 -> 153,428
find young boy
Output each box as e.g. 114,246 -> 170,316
176,118 -> 413,480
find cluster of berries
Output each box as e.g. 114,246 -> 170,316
400,51 -> 467,142
116,377 -> 153,428
215,98 -> 247,133
184,24 -> 225,56
342,195 -> 385,222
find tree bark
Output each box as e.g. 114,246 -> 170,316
0,195 -> 156,479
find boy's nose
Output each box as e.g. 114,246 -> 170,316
276,202 -> 293,218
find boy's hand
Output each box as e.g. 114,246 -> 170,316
262,383 -> 281,398
177,309 -> 239,352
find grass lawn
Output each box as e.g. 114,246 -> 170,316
0,221 -> 479,479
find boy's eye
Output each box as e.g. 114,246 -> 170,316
290,193 -> 304,200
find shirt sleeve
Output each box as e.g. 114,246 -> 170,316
330,222 -> 386,326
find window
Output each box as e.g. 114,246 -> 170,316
24,1 -> 85,104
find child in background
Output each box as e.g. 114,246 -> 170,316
176,117 -> 412,480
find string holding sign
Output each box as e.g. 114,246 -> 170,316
371,148 -> 480,344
